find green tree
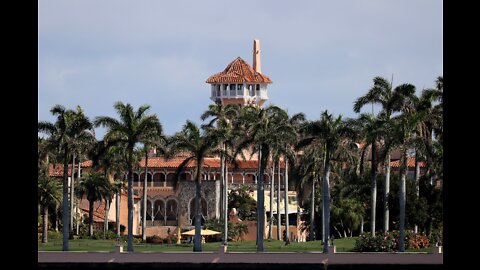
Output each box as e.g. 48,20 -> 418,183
354,77 -> 417,232
228,185 -> 257,221
168,120 -> 220,252
236,105 -> 295,251
391,106 -> 424,252
38,166 -> 61,243
347,113 -> 389,236
201,103 -> 240,246
299,111 -> 354,253
76,172 -> 111,236
38,105 -> 94,251
94,102 -> 162,251
296,141 -> 324,241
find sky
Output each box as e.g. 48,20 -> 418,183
38,0 -> 443,137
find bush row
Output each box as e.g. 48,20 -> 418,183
353,231 -> 432,252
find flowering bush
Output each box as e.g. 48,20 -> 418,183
354,232 -> 397,252
407,232 -> 429,249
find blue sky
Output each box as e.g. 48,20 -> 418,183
38,0 -> 442,137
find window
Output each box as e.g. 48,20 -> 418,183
230,84 -> 236,90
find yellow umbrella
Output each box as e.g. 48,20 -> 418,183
182,229 -> 221,236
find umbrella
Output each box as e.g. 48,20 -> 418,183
182,229 -> 221,236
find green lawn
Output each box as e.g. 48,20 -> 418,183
38,232 -> 431,253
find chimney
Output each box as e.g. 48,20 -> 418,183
253,39 -> 261,73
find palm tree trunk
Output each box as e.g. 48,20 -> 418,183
76,158 -> 81,235
268,160 -> 274,240
257,144 -> 266,252
193,162 -> 203,252
127,151 -> 134,252
104,199 -> 110,239
223,154 -> 228,246
116,191 -> 121,238
370,142 -> 377,237
55,202 -> 59,232
142,151 -> 149,241
70,153 -> 76,232
310,175 -> 315,241
62,147 -> 70,251
399,147 -> 407,252
323,147 -> 331,253
219,152 -> 224,223
384,153 -> 391,232
276,160 -> 281,240
284,157 -> 290,245
414,150 -> 420,233
360,215 -> 364,234
89,200 -> 94,236
42,206 -> 48,243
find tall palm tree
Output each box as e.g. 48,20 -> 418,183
201,103 -> 240,246
354,77 -> 417,232
390,97 -> 423,252
76,172 -> 111,236
296,141 -> 324,241
347,113 -> 388,236
235,105 -> 295,251
38,105 -> 94,251
169,120 -> 220,252
275,111 -> 305,245
299,111 -> 354,253
94,102 -> 162,251
38,166 -> 61,243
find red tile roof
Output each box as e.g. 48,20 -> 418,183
49,164 -> 80,177
390,157 -> 425,168
206,57 -> 272,84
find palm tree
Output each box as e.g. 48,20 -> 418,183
296,141 -> 324,241
299,111 -> 354,253
235,105 -> 295,251
347,113 -> 389,237
276,111 -> 305,245
76,172 -> 111,236
390,96 -> 423,252
169,120 -> 220,252
38,105 -> 94,251
94,102 -> 162,251
113,178 -> 127,238
38,166 -> 61,243
201,103 -> 240,246
354,77 -> 417,232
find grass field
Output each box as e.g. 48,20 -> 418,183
38,232 -> 432,253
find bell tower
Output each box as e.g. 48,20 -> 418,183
206,40 -> 272,107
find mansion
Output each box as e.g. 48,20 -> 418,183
48,40 -> 428,241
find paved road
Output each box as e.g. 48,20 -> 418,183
38,250 -> 443,265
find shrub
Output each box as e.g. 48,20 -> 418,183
146,235 -> 163,244
354,231 -> 430,252
354,232 -> 398,252
406,231 -> 429,249
429,228 -> 443,247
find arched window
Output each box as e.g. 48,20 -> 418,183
166,199 -> 178,226
153,200 -> 166,226
146,200 -> 153,226
189,197 -> 207,226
